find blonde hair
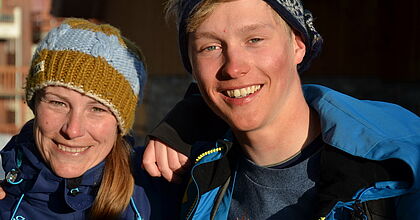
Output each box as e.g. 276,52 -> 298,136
165,0 -> 293,34
165,0 -> 219,32
90,135 -> 134,220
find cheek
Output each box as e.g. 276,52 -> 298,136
102,128 -> 118,145
35,110 -> 61,136
33,120 -> 53,164
192,52 -> 221,78
193,72 -> 213,99
260,45 -> 290,65
192,57 -> 219,89
34,102 -> 64,138
261,49 -> 296,80
89,117 -> 118,143
94,125 -> 117,159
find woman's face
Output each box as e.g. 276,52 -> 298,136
34,86 -> 118,178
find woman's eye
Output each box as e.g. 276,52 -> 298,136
91,107 -> 107,112
203,45 -> 219,52
49,100 -> 66,107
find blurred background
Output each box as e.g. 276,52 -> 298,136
0,0 -> 419,178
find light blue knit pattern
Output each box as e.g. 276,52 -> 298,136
35,23 -> 145,99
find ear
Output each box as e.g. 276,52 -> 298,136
292,32 -> 306,65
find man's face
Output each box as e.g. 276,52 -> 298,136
188,0 -> 306,133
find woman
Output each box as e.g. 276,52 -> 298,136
0,18 -> 150,220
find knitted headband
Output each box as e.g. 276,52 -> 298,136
175,0 -> 323,73
25,18 -> 147,135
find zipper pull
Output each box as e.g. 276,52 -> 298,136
351,201 -> 367,220
6,168 -> 23,185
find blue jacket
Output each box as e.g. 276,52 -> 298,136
0,121 -> 151,220
179,84 -> 420,220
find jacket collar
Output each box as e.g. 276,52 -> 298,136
303,84 -> 420,192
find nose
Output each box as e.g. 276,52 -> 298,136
221,46 -> 250,79
61,110 -> 85,139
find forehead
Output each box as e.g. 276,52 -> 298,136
42,86 -> 82,96
192,0 -> 285,33
200,0 -> 280,25
40,86 -> 100,103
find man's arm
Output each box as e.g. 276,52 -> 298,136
142,83 -> 229,182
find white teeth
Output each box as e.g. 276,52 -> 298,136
226,85 -> 261,98
240,88 -> 247,97
234,89 -> 240,97
57,144 -> 89,153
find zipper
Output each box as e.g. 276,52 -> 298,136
186,196 -> 199,220
350,200 -> 367,220
186,145 -> 225,219
185,164 -> 201,220
195,147 -> 223,163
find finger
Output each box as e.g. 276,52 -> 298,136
142,140 -> 162,177
0,186 -> 5,200
155,140 -> 174,182
173,152 -> 191,176
167,146 -> 182,172
178,152 -> 190,168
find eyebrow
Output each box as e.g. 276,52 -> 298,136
43,91 -> 102,105
190,31 -> 219,40
43,91 -> 65,99
192,23 -> 275,40
238,23 -> 275,34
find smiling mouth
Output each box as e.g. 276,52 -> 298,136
57,144 -> 90,153
224,85 -> 261,98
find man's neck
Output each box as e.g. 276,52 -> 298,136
233,91 -> 321,166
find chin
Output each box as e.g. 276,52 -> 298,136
229,118 -> 260,132
52,167 -> 85,179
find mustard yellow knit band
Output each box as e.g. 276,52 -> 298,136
26,49 -> 137,135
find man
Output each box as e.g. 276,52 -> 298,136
143,0 -> 420,219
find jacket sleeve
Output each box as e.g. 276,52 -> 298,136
146,83 -> 229,157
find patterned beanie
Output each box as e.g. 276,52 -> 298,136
25,18 -> 147,135
175,0 -> 323,73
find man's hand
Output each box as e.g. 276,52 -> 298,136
0,182 -> 5,199
142,139 -> 191,183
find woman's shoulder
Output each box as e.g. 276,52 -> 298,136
131,145 -> 184,220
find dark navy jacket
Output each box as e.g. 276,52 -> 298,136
0,121 -> 152,220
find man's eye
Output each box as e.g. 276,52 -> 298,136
249,38 -> 262,43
